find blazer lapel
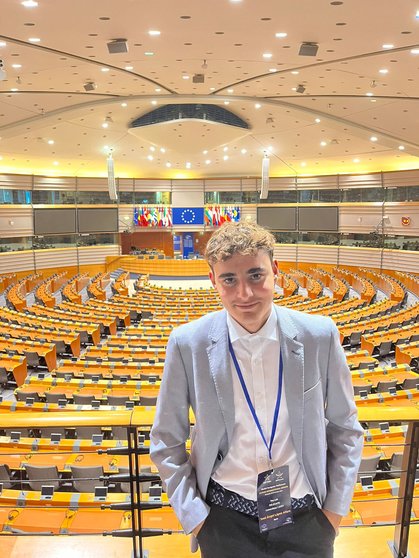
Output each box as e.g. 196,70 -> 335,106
206,310 -> 235,445
275,306 -> 304,463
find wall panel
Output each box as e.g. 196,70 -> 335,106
77,245 -> 120,266
0,250 -> 35,275
0,206 -> 33,237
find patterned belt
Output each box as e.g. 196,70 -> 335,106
206,478 -> 316,519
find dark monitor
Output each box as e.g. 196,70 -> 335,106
58,399 -> 67,408
92,434 -> 103,445
367,363 -> 375,371
379,422 -> 390,433
38,372 -> 46,380
50,432 -> 62,444
388,387 -> 397,396
10,431 -> 21,442
391,362 -> 398,368
149,485 -> 162,500
0,483 -> 3,495
94,486 -> 108,501
138,434 -> 145,445
64,374 -> 72,382
416,383 -> 419,391
148,376 -> 157,384
360,476 -> 373,490
119,376 -> 128,384
359,390 -> 368,400
0,395 -> 3,403
125,400 -> 135,410
91,376 -> 100,384
91,400 -> 101,409
25,397 -> 35,407
41,485 -> 55,500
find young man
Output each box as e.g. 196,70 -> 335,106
150,222 -> 363,557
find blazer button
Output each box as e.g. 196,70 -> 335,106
217,452 -> 223,461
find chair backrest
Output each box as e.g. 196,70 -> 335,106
45,392 -> 67,404
70,465 -> 104,492
75,426 -> 103,439
376,379 -> 398,393
357,454 -> 381,481
353,384 -> 372,396
40,427 -> 67,438
0,463 -> 13,489
401,378 -> 419,390
24,464 -> 60,491
107,395 -> 130,406
117,466 -> 152,493
0,367 -> 8,386
16,391 -> 40,402
111,425 -> 128,441
139,395 -> 158,406
73,393 -> 95,405
378,341 -> 393,357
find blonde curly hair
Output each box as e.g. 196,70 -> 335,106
205,221 -> 275,266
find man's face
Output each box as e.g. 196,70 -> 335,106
209,250 -> 277,333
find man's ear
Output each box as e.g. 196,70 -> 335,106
209,270 -> 216,288
272,259 -> 279,278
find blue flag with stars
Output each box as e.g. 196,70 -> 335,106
172,207 -> 204,225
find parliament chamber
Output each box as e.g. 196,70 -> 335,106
1,0 -> 419,557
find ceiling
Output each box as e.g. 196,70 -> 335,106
0,0 -> 419,179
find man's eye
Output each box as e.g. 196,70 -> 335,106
223,277 -> 235,285
250,273 -> 262,281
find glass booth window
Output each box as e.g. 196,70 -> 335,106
76,233 -> 117,246
0,236 -> 33,252
272,232 -> 299,244
299,232 -> 340,245
259,190 -> 298,203
32,235 -> 77,249
340,187 -> 384,202
133,191 -> 171,205
0,189 -> 32,204
32,190 -> 76,204
77,191 -> 117,204
298,189 -> 340,203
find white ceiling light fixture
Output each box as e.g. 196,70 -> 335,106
255,103 -> 261,109
260,151 -> 270,199
398,145 -> 405,150
102,115 -> 113,128
275,32 -> 288,38
125,65 -> 134,70
0,41 -> 6,47
28,37 -> 41,43
315,118 -> 321,123
241,148 -> 247,154
11,64 -> 22,69
263,52 -> 273,59
101,67 -> 110,72
166,162 -> 172,168
21,1 -> 38,7
320,141 -> 327,146
121,102 -> 127,107
269,68 -> 278,72
148,30 -> 161,36
370,136 -> 378,142
410,48 -> 419,54
223,155 -> 229,160
382,44 -> 394,49
186,162 -> 191,169
144,51 -> 154,56
205,159 -> 211,164
379,68 -> 389,74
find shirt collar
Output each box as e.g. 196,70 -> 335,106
227,305 -> 278,343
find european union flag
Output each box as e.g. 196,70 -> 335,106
172,207 -> 204,225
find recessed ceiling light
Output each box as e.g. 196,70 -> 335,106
275,32 -> 288,38
10,88 -> 19,92
379,68 -> 389,74
151,100 -> 157,105
160,148 -> 166,153
353,158 -> 360,163
223,147 -> 228,152
11,64 -> 22,69
28,37 -> 41,42
147,155 -> 154,161
241,148 -> 247,154
315,118 -> 321,123
101,67 -> 110,72
186,162 -> 191,169
255,103 -> 261,109
230,0 -> 243,3
148,30 -> 161,36
209,87 -> 215,91
411,48 -> 419,54
291,87 -> 297,91
155,88 -> 161,92
320,141 -> 327,146
150,146 -> 156,152
47,140 -> 54,145
125,65 -> 133,70
121,102 -> 127,107
370,136 -> 378,142
22,1 -> 38,7
227,88 -> 234,93
269,68 -> 278,73
182,75 -> 190,80
382,44 -> 394,49
144,51 -> 154,56
53,161 -> 59,166
291,70 -> 299,75
300,162 -> 306,167
416,9 -> 419,18
0,41 -> 6,47
205,159 -> 211,164
203,150 -> 208,154
366,92 -> 374,96
224,101 -> 230,105
223,155 -> 229,160
166,162 -> 172,167
398,145 -> 405,150
263,52 -> 273,59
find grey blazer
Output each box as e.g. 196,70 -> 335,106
150,305 -> 363,541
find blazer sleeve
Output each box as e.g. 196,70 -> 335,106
149,331 -> 210,534
323,319 -> 364,516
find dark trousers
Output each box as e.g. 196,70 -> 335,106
197,505 -> 336,558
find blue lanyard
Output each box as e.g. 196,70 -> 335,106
228,336 -> 283,463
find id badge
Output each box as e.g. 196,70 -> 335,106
257,465 -> 293,533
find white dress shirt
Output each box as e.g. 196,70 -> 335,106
212,305 -> 312,500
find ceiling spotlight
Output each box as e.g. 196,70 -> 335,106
22,0 -> 38,6
84,81 -> 97,91
0,59 -> 7,81
102,116 -> 113,129
296,84 -> 306,94
107,39 -> 128,54
202,59 -> 208,70
298,42 -> 319,56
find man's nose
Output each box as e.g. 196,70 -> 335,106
236,281 -> 252,299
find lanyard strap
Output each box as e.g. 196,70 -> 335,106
228,336 -> 283,462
